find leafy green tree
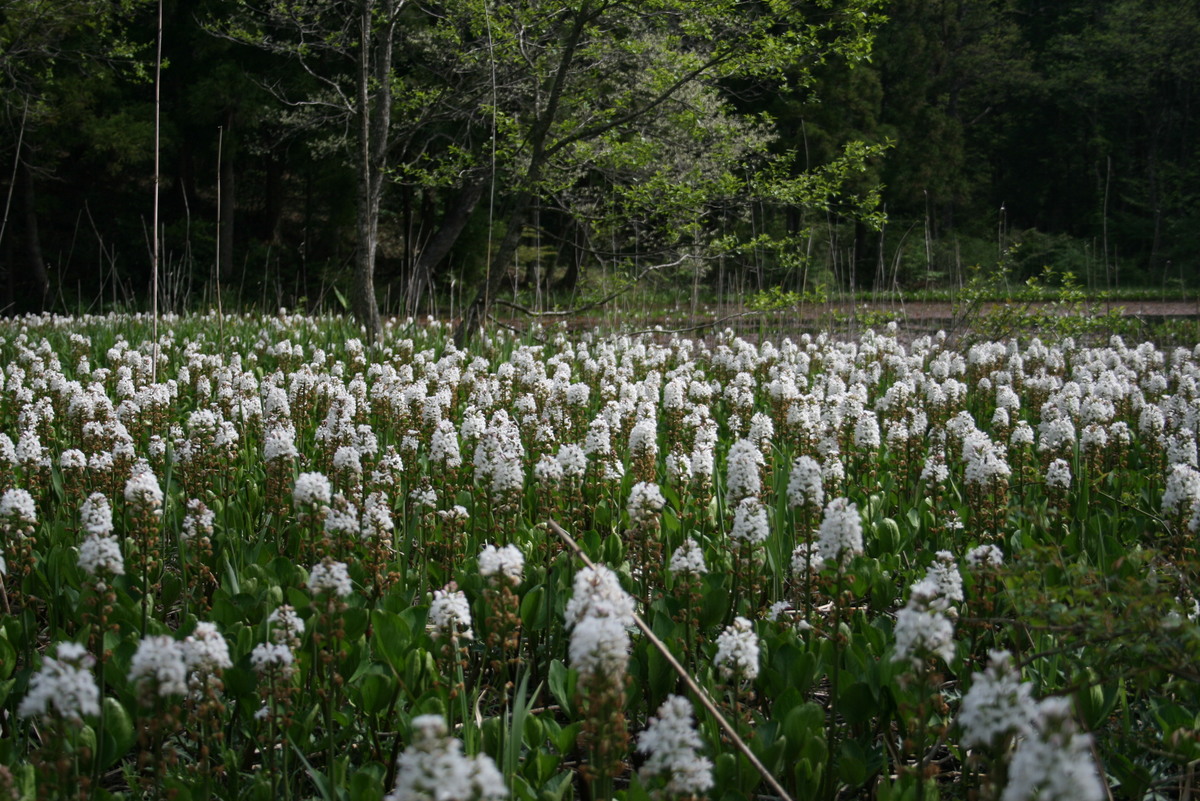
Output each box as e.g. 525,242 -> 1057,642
218,0 -> 884,340
0,0 -> 151,310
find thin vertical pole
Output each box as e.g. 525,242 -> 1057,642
151,0 -> 163,382
216,125 -> 225,341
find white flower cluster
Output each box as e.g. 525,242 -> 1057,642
251,642 -> 296,677
892,578 -> 956,670
627,481 -> 666,527
263,426 -> 299,462
637,695 -> 714,797
124,470 -> 164,511
385,714 -> 507,801
78,527 -> 124,584
181,498 -> 215,542
966,544 -> 1004,569
182,622 -> 232,689
428,586 -> 474,640
0,487 -> 37,532
564,565 -> 636,680
668,538 -> 707,577
817,497 -> 863,567
787,455 -> 824,509
293,471 -> 333,506
79,492 -> 114,536
129,634 -> 189,699
1002,697 -> 1106,801
714,616 -> 759,682
790,541 -> 825,575
730,497 -> 769,545
19,641 -> 99,722
268,604 -> 306,646
478,543 -> 524,584
1044,458 -> 1072,491
922,550 -> 964,605
724,439 -> 763,503
309,559 -> 353,597
958,650 -> 1036,749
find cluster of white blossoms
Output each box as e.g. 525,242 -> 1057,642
268,604 -> 306,647
1044,458 -> 1072,491
18,641 -> 100,723
668,538 -> 707,577
251,642 -> 296,679
637,695 -> 714,796
892,577 -> 956,670
714,616 -> 760,682
79,492 -> 114,536
922,550 -> 964,605
787,455 -> 824,509
385,715 -> 506,801
724,439 -> 763,503
477,543 -> 524,584
564,565 -> 636,681
293,471 -> 333,507
182,622 -> 232,690
428,586 -> 474,641
0,487 -> 36,534
729,497 -> 770,545
627,481 -> 666,527
1002,697 -> 1106,801
816,497 -> 863,567
124,469 -> 164,512
78,529 -> 125,585
958,650 -> 1037,749
790,541 -> 825,576
308,559 -> 353,597
966,544 -> 1005,569
129,635 -> 189,699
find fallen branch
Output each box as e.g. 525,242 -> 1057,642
493,254 -> 691,319
548,519 -> 796,801
627,309 -> 759,337
486,314 -> 547,344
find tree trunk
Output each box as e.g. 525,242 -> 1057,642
19,161 -> 49,309
219,110 -> 236,282
454,2 -> 594,346
456,189 -> 535,346
350,0 -> 396,342
406,180 -> 485,317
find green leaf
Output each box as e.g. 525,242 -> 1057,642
837,739 -> 868,787
547,659 -> 575,713
0,632 -> 16,680
99,697 -> 135,770
519,586 -> 547,631
838,681 -> 877,726
357,671 -> 395,715
370,609 -> 411,672
350,765 -> 385,801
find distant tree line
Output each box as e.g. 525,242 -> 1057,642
1,0 -> 1196,325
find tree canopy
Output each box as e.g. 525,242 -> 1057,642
1,0 -> 1197,320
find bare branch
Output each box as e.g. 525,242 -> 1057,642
491,253 -> 690,318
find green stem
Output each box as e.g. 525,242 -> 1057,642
823,569 -> 845,801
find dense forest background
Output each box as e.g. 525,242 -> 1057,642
1,0 -> 1197,318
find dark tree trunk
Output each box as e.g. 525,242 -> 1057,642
262,153 -> 284,244
406,180 -> 484,317
456,189 -> 535,346
350,0 -> 397,343
19,162 -> 49,309
455,2 -> 594,346
219,110 -> 236,281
